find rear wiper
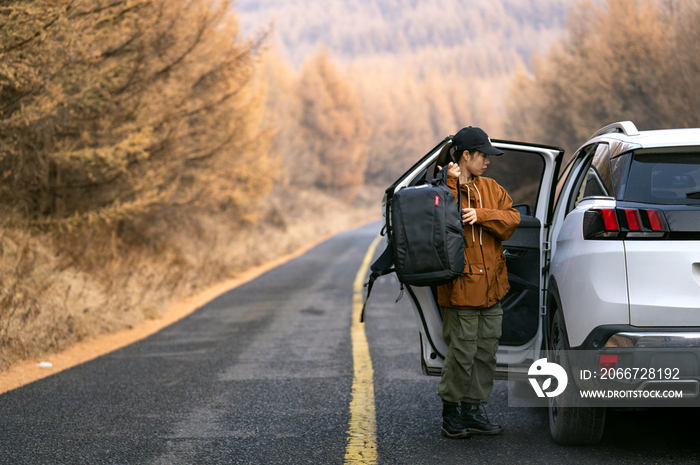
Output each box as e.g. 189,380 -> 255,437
686,190 -> 700,199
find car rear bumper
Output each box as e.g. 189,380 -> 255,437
565,327 -> 700,402
604,331 -> 700,349
574,325 -> 700,350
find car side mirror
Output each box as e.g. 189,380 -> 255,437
513,203 -> 532,216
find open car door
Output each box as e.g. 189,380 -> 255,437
382,138 -> 563,377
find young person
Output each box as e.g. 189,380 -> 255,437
436,127 -> 520,439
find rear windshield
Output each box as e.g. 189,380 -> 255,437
624,152 -> 700,205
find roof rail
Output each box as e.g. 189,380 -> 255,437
589,121 -> 640,139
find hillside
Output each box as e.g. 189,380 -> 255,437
236,0 -> 578,76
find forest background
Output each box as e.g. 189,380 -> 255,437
2,0 -> 699,371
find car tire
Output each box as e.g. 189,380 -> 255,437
548,309 -> 606,445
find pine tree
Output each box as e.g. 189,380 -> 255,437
296,47 -> 369,198
0,0 -> 271,230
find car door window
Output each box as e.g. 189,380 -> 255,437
565,144 -> 606,214
552,155 -> 576,214
562,144 -> 600,215
575,144 -> 613,204
581,143 -> 613,199
407,145 -> 547,216
481,148 -> 545,216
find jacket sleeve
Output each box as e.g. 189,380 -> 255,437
446,175 -> 460,203
475,184 -> 521,241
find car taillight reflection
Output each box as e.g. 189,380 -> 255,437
599,354 -> 618,371
583,208 -> 669,239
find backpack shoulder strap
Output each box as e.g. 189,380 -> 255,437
360,241 -> 394,322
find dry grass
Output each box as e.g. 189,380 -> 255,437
0,185 -> 382,371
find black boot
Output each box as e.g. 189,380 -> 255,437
441,403 -> 471,439
460,401 -> 503,435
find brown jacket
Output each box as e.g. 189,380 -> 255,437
437,175 -> 521,309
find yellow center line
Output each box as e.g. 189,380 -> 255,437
345,234 -> 382,464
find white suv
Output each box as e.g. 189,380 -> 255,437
383,121 -> 700,445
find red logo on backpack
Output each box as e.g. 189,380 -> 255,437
435,195 -> 439,206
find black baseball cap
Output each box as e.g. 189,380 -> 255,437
452,126 -> 503,156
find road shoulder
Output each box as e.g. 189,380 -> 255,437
0,219 -> 378,394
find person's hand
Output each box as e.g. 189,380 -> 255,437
443,161 -> 460,178
462,207 -> 478,225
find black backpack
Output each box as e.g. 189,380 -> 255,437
361,166 -> 469,321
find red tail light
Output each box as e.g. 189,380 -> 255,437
623,209 -> 642,231
646,209 -> 665,231
583,208 -> 669,239
601,209 -> 619,231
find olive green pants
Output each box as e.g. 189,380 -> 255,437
437,303 -> 503,404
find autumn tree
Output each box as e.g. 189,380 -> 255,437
0,0 -> 270,230
504,0 -> 700,155
296,47 -> 369,198
354,70 -> 432,186
352,62 -> 509,186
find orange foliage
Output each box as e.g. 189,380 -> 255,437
0,0 -> 271,229
297,48 -> 369,198
505,0 -> 700,154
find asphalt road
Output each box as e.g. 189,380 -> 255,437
1,221 -> 699,464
